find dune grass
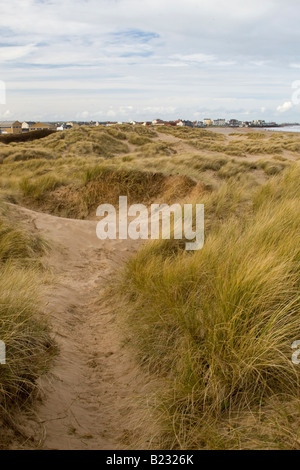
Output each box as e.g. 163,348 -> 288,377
0,125 -> 295,211
118,165 -> 300,449
0,124 -> 299,449
0,200 -> 54,448
0,208 -> 45,264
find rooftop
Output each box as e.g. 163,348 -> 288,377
0,121 -> 19,126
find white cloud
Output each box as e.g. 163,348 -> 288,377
107,109 -> 116,117
0,44 -> 36,62
79,111 -> 90,119
168,54 -> 235,67
0,0 -> 299,120
277,101 -> 293,113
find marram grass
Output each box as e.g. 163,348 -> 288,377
118,165 -> 300,449
0,201 -> 54,447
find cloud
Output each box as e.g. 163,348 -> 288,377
0,44 -> 36,62
277,101 -> 293,113
0,0 -> 300,121
168,53 -> 236,67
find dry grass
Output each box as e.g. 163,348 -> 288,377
17,166 -> 200,219
0,124 -> 299,449
0,200 -> 54,448
0,125 -> 294,211
117,165 -> 300,450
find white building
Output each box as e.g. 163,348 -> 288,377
22,121 -> 35,132
213,119 -> 226,126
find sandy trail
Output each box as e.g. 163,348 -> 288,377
15,206 -> 150,450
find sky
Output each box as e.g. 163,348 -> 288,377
1,0 -> 300,122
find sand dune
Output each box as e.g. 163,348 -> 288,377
15,206 -> 150,450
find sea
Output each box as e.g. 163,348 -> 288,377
264,126 -> 300,133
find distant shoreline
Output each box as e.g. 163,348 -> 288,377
264,126 -> 300,133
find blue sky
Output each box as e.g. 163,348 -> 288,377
0,0 -> 300,122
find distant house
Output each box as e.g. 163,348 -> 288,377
106,122 -> 118,126
152,119 -> 166,126
57,123 -> 73,131
229,119 -> 241,127
22,121 -> 36,132
29,122 -> 55,132
89,121 -> 101,127
182,120 -> 194,127
194,121 -> 204,128
176,120 -> 194,127
203,119 -> 212,126
251,120 -> 266,127
213,119 -> 226,126
0,121 -> 22,134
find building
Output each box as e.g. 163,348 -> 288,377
22,121 -> 36,132
0,121 -> 22,134
56,122 -> 73,131
203,119 -> 212,126
56,123 -> 72,131
183,120 -> 194,127
213,119 -> 226,126
29,122 -> 55,132
152,119 -> 165,125
251,120 -> 266,127
229,119 -> 241,127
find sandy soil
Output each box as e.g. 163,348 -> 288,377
15,206 -> 152,450
157,129 -> 299,162
155,131 -> 196,154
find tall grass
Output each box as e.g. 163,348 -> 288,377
118,165 -> 300,449
20,174 -> 66,201
0,201 -> 54,447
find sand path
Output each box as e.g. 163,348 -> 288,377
15,206 -> 150,450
